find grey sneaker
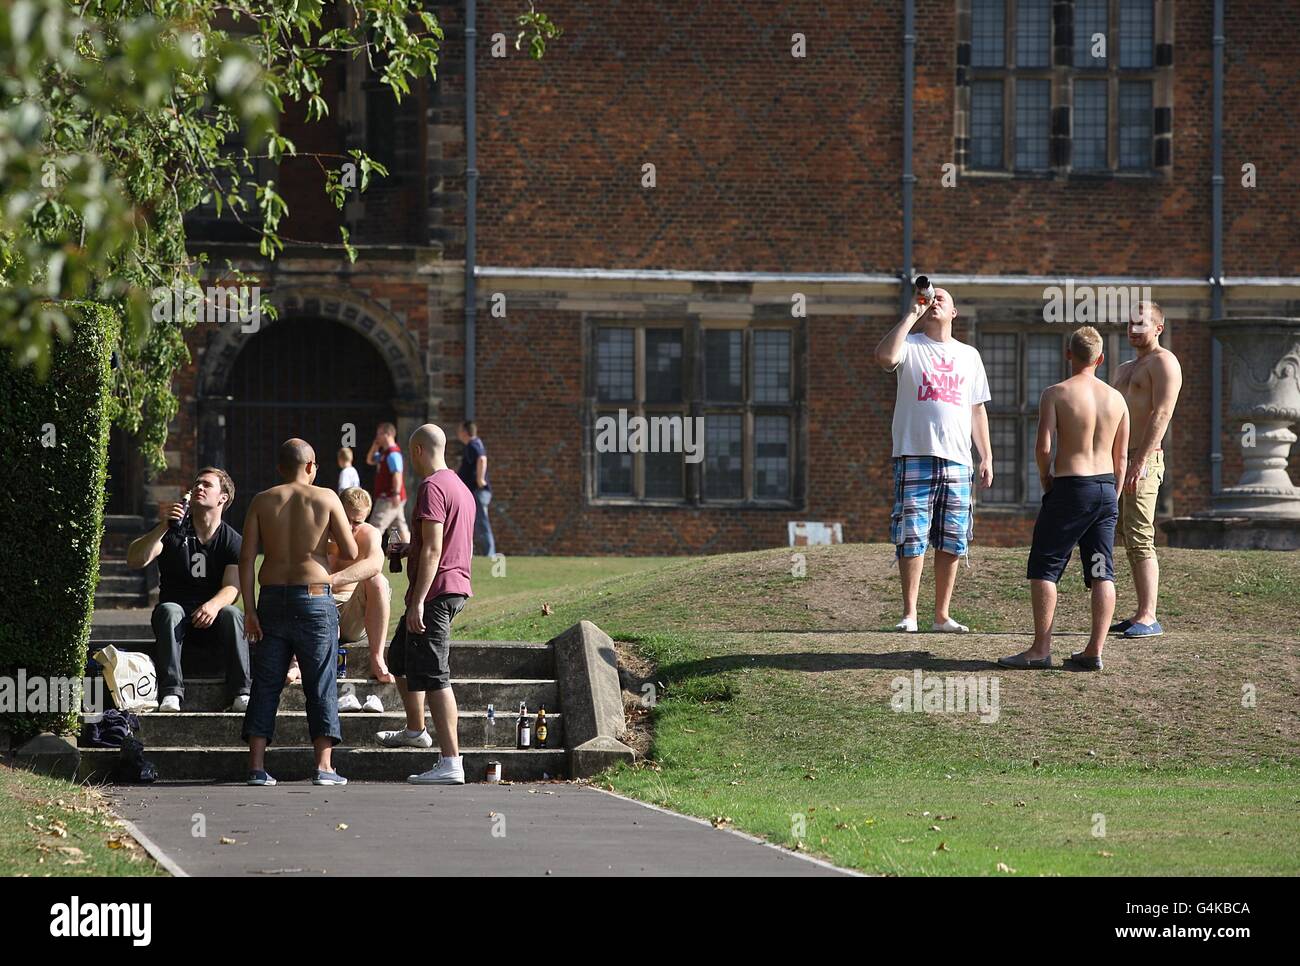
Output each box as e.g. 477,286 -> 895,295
313,769 -> 348,786
247,769 -> 277,786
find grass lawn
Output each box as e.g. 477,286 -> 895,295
459,544 -> 1300,876
0,763 -> 162,876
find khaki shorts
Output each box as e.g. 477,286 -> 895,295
368,497 -> 408,538
335,576 -> 391,643
1118,450 -> 1165,561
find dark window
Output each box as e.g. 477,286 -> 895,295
1119,0 -> 1155,68
1015,0 -> 1052,68
596,328 -> 634,402
1015,78 -> 1051,169
1119,81 -> 1153,170
592,324 -> 801,505
971,81 -> 1005,169
1073,78 -> 1109,170
1074,0 -> 1109,69
704,414 -> 743,500
979,326 -> 1149,505
705,329 -> 743,402
971,0 -> 1006,67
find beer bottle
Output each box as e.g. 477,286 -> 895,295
388,524 -> 403,573
485,704 -> 496,749
534,706 -> 548,749
516,701 -> 531,749
170,491 -> 191,533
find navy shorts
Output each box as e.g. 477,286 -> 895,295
1027,474 -> 1118,587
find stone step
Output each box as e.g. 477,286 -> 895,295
99,559 -> 138,577
176,677 -> 560,713
98,574 -> 147,593
77,747 -> 568,783
82,709 -> 564,749
95,591 -> 149,609
88,637 -> 555,680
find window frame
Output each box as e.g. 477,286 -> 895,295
585,318 -> 806,509
976,322 -> 1162,508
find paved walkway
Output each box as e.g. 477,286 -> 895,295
108,782 -> 849,877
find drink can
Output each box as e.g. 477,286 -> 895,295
486,760 -> 502,783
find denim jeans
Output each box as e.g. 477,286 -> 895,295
241,586 -> 341,746
474,487 -> 496,557
152,602 -> 250,705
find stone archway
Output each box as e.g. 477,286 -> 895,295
196,286 -> 427,511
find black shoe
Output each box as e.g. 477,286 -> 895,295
1067,651 -> 1103,672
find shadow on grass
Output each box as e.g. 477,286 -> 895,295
659,650 -> 1002,680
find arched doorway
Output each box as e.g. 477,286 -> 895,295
222,318 -> 398,527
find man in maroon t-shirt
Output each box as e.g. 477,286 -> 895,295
378,423 -> 476,785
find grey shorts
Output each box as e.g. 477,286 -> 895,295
387,594 -> 467,692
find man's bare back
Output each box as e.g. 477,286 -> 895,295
1043,373 -> 1129,480
248,482 -> 357,586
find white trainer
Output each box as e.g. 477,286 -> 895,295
361,694 -> 384,713
377,728 -> 433,748
338,693 -> 363,712
159,695 -> 181,712
895,617 -> 918,633
931,618 -> 970,633
407,756 -> 465,785
229,694 -> 250,713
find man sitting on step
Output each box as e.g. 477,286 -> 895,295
328,487 -> 393,683
127,467 -> 249,714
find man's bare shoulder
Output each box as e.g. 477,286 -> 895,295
354,521 -> 379,545
1149,346 -> 1183,374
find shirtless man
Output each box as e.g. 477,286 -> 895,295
239,439 -> 358,786
1110,301 -> 1183,638
1000,327 -> 1129,670
328,487 -> 393,683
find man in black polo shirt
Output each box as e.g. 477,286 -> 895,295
456,420 -> 496,558
126,467 -> 249,712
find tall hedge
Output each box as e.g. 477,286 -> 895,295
0,303 -> 117,743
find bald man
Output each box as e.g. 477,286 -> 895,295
377,423 -> 476,785
240,438 -> 358,786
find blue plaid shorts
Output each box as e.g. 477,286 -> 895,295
891,457 -> 974,558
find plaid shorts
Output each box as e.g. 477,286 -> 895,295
891,457 -> 974,558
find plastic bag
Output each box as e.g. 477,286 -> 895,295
92,645 -> 160,713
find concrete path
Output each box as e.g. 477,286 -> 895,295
107,782 -> 850,877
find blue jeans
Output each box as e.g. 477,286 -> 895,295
241,586 -> 340,746
474,487 -> 497,557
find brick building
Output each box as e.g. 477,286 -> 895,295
109,0 -> 1300,555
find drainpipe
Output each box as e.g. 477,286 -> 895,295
464,0 -> 479,422
1210,0 -> 1225,494
900,0 -> 916,315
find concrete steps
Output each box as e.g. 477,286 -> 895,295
83,609 -> 570,783
77,747 -> 567,783
122,710 -> 564,747
95,517 -> 152,608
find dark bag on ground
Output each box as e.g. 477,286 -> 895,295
112,736 -> 159,784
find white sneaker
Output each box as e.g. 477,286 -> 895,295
377,728 -> 433,748
229,694 -> 250,713
338,693 -> 362,712
159,695 -> 181,712
932,618 -> 970,633
407,756 -> 465,785
895,617 -> 918,633
361,694 -> 384,713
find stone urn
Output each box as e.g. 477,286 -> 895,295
1211,317 -> 1300,518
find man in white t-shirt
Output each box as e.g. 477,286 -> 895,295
875,287 -> 994,633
